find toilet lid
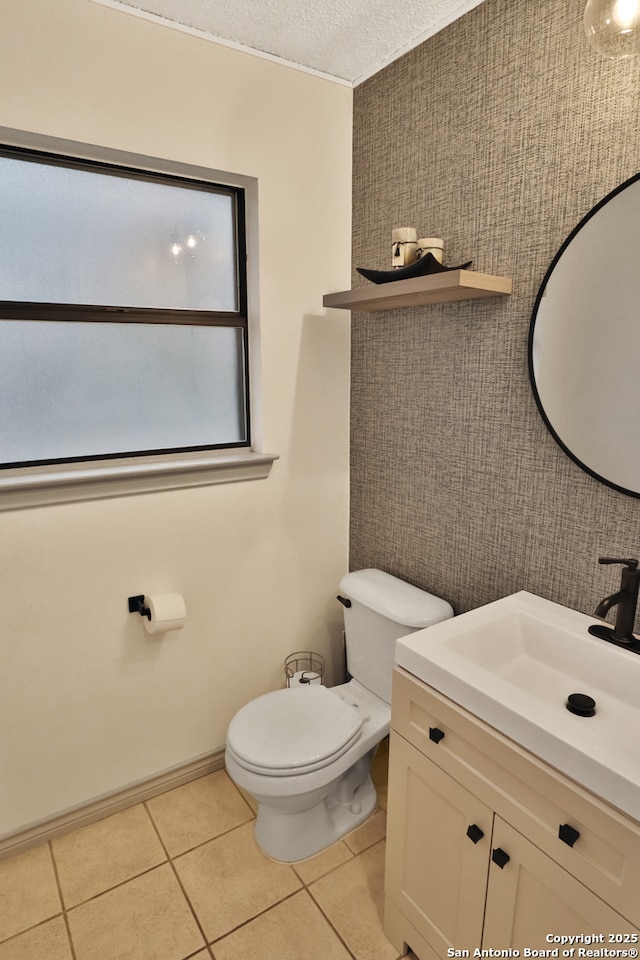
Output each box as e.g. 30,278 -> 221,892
227,686 -> 364,774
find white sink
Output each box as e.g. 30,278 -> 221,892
395,591 -> 640,820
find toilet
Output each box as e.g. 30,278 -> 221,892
225,568 -> 453,862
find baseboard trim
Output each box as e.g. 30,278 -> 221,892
0,747 -> 226,860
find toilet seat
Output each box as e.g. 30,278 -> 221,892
227,686 -> 364,776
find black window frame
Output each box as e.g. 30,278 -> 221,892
0,143 -> 251,469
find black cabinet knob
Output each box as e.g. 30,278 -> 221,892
428,726 -> 445,744
492,847 -> 511,869
466,824 -> 484,844
559,823 -> 580,847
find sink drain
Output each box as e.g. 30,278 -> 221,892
566,693 -> 596,717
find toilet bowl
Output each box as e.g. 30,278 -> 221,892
225,679 -> 389,862
225,569 -> 453,862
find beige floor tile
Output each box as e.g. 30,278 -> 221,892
146,771 -> 253,857
174,821 -> 301,942
211,890 -> 352,960
292,840 -> 353,885
0,917 -> 72,960
0,845 -> 61,942
52,803 -> 166,907
309,840 -> 398,960
344,808 -> 387,855
66,863 -> 204,960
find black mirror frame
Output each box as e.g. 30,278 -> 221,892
527,170 -> 640,500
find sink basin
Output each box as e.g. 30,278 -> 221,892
395,590 -> 640,820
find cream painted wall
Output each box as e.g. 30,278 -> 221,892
0,0 -> 352,837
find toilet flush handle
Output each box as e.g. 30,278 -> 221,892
336,595 -> 352,608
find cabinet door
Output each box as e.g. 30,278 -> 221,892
385,732 -> 493,957
483,818 -> 639,948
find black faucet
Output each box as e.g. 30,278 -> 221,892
588,557 -> 640,652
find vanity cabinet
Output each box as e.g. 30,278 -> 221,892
384,668 -> 640,960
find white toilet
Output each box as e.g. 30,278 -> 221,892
225,568 -> 453,862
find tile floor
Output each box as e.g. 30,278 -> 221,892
0,741 -> 409,960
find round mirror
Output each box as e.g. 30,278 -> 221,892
528,171 -> 640,498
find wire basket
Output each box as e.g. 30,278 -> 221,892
284,651 -> 325,687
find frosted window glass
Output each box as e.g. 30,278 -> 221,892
0,321 -> 247,464
0,155 -> 238,311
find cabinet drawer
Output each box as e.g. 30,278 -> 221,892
392,667 -> 640,926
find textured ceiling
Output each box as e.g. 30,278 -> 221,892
90,0 -> 486,85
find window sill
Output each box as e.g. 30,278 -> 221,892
0,449 -> 279,511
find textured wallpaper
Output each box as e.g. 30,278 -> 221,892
350,0 -> 640,622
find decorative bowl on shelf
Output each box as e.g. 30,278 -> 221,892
356,251 -> 473,284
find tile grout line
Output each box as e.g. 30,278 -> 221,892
303,889 -> 359,960
162,854 -> 210,951
302,836 -> 392,960
182,947 -> 213,960
141,779 -> 307,954
152,813 -> 255,859
144,793 -> 255,860
51,858 -> 169,911
0,914 -> 70,953
47,839 -> 79,960
205,888 -> 306,949
143,799 -> 212,955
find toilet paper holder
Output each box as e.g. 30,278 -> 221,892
128,595 -> 151,620
284,651 -> 325,687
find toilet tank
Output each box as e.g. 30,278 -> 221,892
338,569 -> 453,704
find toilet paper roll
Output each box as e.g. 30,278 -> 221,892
288,670 -> 322,687
143,593 -> 186,634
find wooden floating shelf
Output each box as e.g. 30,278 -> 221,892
323,270 -> 512,313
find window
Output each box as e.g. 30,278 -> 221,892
0,135 -> 273,507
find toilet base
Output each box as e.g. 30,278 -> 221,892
253,752 -> 378,862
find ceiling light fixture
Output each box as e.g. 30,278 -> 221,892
584,0 -> 640,57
